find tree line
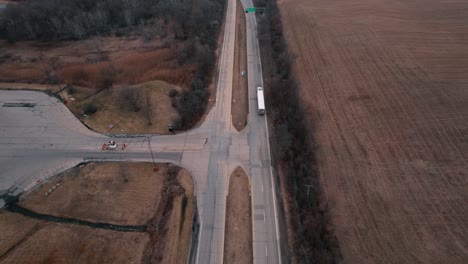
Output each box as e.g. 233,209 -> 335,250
254,0 -> 340,263
0,0 -> 222,44
171,0 -> 226,129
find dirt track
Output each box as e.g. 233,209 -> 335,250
279,0 -> 468,263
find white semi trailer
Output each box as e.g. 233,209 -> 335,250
257,86 -> 265,115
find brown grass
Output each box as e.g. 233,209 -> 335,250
279,0 -> 468,263
231,0 -> 249,131
2,162 -> 196,263
19,162 -> 168,226
224,167 -> 253,264
0,217 -> 149,264
141,167 -> 195,264
0,36 -> 196,88
0,212 -> 41,257
156,169 -> 195,264
65,81 -> 179,134
0,82 -> 64,92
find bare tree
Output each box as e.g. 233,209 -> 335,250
42,57 -> 61,84
72,68 -> 88,86
118,86 -> 142,112
144,92 -> 154,125
96,64 -> 117,92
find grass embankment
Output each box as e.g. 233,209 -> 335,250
65,81 -> 179,134
231,0 -> 248,131
224,167 -> 253,264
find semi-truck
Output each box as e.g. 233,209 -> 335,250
257,86 -> 265,115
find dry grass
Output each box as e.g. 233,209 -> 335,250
0,217 -> 149,264
0,82 -> 64,93
231,0 -> 249,131
0,212 -> 41,257
155,169 -> 195,264
279,0 -> 468,263
224,167 -> 253,264
65,81 -> 179,134
0,36 -> 196,88
2,162 -> 196,263
19,162 -> 168,226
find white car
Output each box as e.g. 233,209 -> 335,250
108,140 -> 117,150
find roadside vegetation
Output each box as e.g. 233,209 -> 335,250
0,0 -> 227,131
254,0 -> 340,262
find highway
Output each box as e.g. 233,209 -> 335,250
242,0 -> 282,262
0,0 -> 281,263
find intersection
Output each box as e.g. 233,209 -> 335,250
0,0 -> 281,263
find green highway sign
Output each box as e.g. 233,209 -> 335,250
246,7 -> 266,13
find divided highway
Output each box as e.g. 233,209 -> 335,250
0,0 -> 282,263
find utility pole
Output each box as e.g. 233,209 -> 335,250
147,136 -> 155,166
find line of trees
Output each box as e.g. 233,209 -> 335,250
254,0 -> 340,263
0,0 -> 221,43
171,0 -> 226,129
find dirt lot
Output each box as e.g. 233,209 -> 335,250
231,0 -> 249,131
224,167 -> 253,264
279,0 -> 468,263
0,36 -> 195,88
64,81 -> 179,134
2,162 -> 195,263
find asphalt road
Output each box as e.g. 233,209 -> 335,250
241,0 -> 282,262
0,0 -> 281,263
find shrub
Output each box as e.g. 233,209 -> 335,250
66,86 -> 77,95
95,65 -> 117,91
83,103 -> 97,115
118,86 -> 142,112
169,89 -> 179,98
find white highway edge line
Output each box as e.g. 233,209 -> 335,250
253,14 -> 283,264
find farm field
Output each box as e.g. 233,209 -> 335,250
1,162 -> 195,263
278,0 -> 468,263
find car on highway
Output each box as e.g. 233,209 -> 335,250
108,140 -> 117,150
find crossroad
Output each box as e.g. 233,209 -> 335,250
0,0 -> 281,263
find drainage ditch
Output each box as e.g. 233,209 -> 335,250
5,200 -> 146,232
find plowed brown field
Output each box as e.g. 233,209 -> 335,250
278,0 -> 468,263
